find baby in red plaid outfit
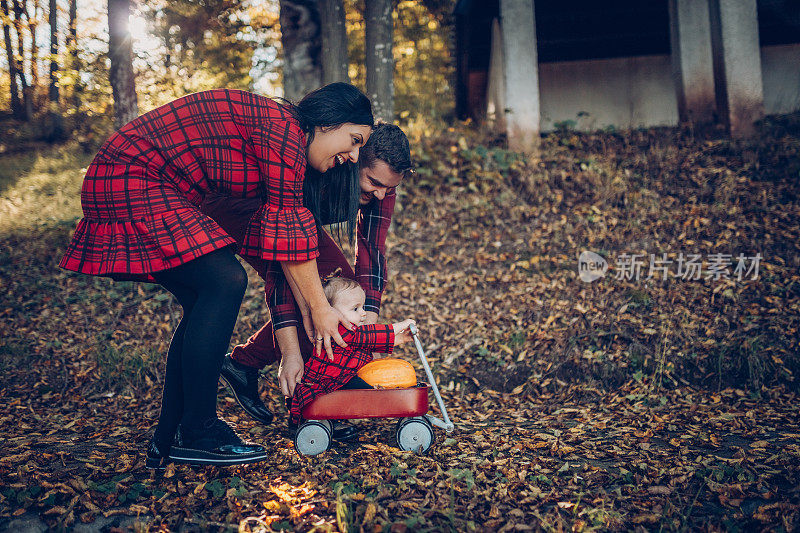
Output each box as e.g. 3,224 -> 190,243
289,275 -> 415,424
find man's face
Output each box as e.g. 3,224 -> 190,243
358,159 -> 404,205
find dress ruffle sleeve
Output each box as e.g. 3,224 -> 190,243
60,189 -> 236,282
240,119 -> 319,262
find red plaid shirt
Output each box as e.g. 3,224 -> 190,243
289,324 -> 394,423
270,190 -> 396,329
60,89 -> 317,282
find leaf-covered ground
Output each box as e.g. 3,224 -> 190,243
1,117 -> 799,531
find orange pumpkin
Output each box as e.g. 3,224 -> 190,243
357,358 -> 417,389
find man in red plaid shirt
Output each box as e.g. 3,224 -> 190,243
202,124 -> 412,439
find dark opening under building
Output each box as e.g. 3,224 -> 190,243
454,0 -> 800,143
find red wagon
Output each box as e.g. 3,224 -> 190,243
294,325 -> 455,455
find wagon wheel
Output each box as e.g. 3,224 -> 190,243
294,420 -> 332,456
395,416 -> 434,454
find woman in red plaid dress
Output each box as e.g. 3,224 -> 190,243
59,83 -> 374,467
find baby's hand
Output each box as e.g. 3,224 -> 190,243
392,319 -> 416,345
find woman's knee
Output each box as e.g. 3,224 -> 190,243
224,260 -> 248,301
153,273 -> 198,311
205,251 -> 247,303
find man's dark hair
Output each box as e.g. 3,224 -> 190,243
359,123 -> 413,177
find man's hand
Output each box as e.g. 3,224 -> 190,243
392,319 -> 416,346
278,352 -> 304,397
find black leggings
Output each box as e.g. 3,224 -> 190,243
150,248 -> 247,447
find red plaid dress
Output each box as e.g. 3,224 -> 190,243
290,324 -> 395,424
59,89 -> 318,283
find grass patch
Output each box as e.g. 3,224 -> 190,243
0,142 -> 92,233
92,342 -> 163,394
0,339 -> 38,375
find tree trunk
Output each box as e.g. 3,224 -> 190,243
11,0 -> 32,121
485,18 -> 505,130
30,0 -> 40,93
48,0 -> 58,103
67,0 -> 79,109
108,0 -> 138,129
44,0 -> 65,141
318,0 -> 349,85
12,0 -> 32,120
365,0 -> 393,122
1,0 -> 23,118
279,0 -> 321,102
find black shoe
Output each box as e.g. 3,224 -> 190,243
145,438 -> 170,470
220,354 -> 274,425
170,418 -> 268,466
331,421 -> 361,442
287,420 -> 361,442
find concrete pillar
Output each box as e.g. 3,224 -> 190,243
500,0 -> 540,153
708,0 -> 764,137
669,0 -> 716,124
485,18 -> 506,132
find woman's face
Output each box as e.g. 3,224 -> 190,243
307,123 -> 372,173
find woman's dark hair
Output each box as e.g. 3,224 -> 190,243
293,82 -> 374,144
302,123 -> 414,245
294,83 -> 371,244
303,161 -> 361,245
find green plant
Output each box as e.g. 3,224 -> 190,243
554,119 -> 577,131
93,343 -> 161,394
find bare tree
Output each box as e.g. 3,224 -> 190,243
67,0 -> 79,109
48,0 -> 58,103
108,0 -> 138,128
30,0 -> 40,93
318,0 -> 348,85
12,0 -> 33,119
1,0 -> 23,117
279,0 -> 321,101
41,0 -> 66,141
365,0 -> 393,121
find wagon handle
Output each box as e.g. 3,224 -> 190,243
409,323 -> 455,433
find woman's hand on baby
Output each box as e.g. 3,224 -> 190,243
392,319 -> 416,345
312,305 -> 352,360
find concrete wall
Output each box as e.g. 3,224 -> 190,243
762,44 -> 800,115
538,54 -> 679,131
536,43 -> 800,132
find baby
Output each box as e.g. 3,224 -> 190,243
289,275 -> 415,425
